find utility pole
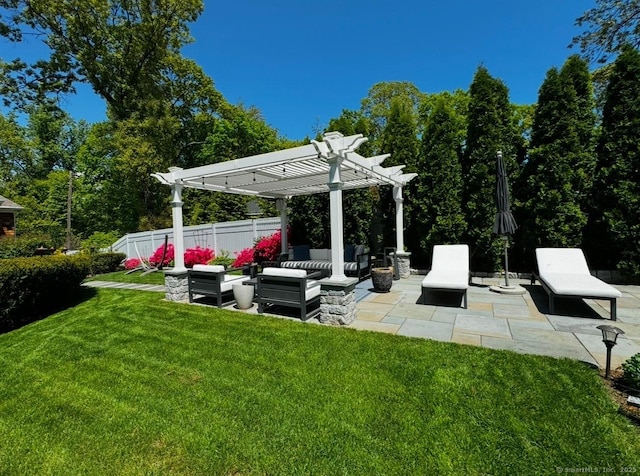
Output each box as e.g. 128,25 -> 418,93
66,169 -> 73,251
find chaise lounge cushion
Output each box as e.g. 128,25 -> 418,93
421,244 -> 469,291
535,248 -> 621,299
421,271 -> 469,290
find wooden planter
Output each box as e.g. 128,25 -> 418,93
371,267 -> 393,293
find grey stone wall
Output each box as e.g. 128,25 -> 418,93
394,252 -> 411,279
319,279 -> 357,325
164,271 -> 189,301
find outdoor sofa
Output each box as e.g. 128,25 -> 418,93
256,267 -> 322,321
188,264 -> 251,308
279,244 -> 370,280
420,244 -> 470,309
532,248 -> 622,321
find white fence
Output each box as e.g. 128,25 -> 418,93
110,217 -> 281,260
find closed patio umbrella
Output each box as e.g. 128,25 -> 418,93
492,151 -> 522,292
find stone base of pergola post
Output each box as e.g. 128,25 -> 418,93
164,270 -> 189,301
392,251 -> 412,278
318,278 -> 358,325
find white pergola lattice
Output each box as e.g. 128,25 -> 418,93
152,132 -> 416,282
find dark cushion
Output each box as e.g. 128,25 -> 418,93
344,244 -> 355,262
292,244 -> 311,261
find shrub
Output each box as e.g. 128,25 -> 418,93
233,247 -> 255,268
210,250 -> 234,269
82,231 -> 120,254
89,252 -> 126,275
184,246 -> 214,268
0,235 -> 54,259
0,255 -> 90,331
124,258 -> 142,270
148,243 -> 174,267
622,353 -> 640,391
254,230 -> 282,263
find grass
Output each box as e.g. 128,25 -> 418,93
0,288 -> 639,475
86,269 -> 166,285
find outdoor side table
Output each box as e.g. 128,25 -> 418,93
233,282 -> 254,310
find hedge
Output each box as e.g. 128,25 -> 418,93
0,255 -> 90,332
88,252 -> 126,276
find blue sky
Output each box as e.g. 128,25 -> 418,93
5,0 -> 593,140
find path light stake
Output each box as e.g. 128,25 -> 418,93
597,324 -> 625,379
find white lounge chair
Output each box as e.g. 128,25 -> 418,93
421,244 -> 470,308
533,248 -> 622,320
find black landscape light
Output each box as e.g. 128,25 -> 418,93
596,324 -> 625,379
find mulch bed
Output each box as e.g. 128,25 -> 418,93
602,368 -> 640,425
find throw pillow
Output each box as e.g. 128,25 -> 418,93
292,244 -> 311,260
344,244 -> 355,262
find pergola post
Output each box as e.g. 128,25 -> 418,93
170,183 -> 186,272
393,185 -> 405,252
327,156 -> 346,281
276,198 -> 288,254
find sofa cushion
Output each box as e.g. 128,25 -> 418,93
354,244 -> 366,259
292,244 -> 310,261
281,261 -> 332,271
309,248 -> 331,261
305,280 -> 321,300
220,275 -> 250,292
262,267 -> 308,278
192,264 -> 225,272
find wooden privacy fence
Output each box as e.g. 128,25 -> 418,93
110,217 -> 281,260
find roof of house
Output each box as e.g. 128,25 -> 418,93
0,195 -> 24,212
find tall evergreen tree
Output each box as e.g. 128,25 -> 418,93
378,96 -> 419,253
518,56 -> 596,268
410,97 -> 466,266
463,66 -> 518,271
591,45 -> 640,276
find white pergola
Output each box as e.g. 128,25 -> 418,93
152,131 -> 417,282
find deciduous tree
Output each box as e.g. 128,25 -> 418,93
571,0 -> 640,63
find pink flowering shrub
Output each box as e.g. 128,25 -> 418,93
124,258 -> 142,270
149,243 -> 175,267
184,246 -> 215,268
254,230 -> 282,263
232,247 -> 255,268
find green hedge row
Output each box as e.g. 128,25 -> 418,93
0,235 -> 54,259
0,255 -> 90,332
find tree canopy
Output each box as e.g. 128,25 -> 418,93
572,0 -> 640,63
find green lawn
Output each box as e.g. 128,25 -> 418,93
86,269 -> 166,285
0,288 -> 638,475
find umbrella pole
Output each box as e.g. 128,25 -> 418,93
503,236 -> 510,287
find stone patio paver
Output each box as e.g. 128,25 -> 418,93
454,314 -> 512,339
396,318 -> 454,342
